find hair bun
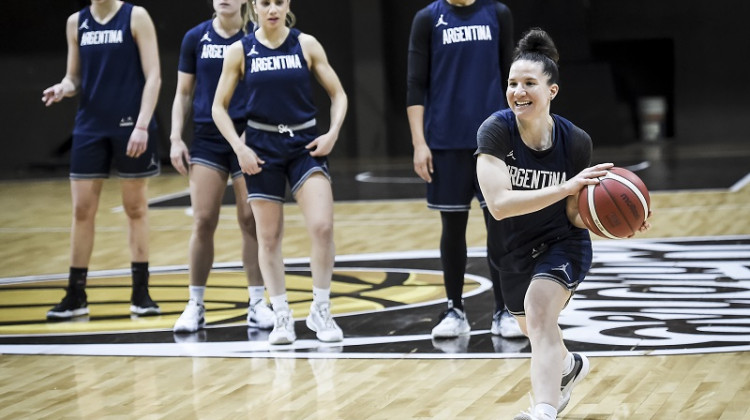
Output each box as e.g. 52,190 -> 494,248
516,28 -> 559,63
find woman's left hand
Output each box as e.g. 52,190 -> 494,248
306,132 -> 337,157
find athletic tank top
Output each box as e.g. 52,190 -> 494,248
426,0 -> 505,149
178,19 -> 248,138
477,108 -> 593,256
241,28 -> 316,125
74,3 -> 150,136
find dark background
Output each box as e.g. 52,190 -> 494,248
1,0 -> 748,179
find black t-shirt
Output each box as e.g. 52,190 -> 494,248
476,108 -> 592,259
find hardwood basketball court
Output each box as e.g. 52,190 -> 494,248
1,141 -> 749,419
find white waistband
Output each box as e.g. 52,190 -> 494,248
246,118 -> 316,137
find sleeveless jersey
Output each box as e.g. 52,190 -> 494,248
476,108 -> 593,257
74,3 -> 149,136
178,20 -> 249,138
241,28 -> 316,125
426,0 -> 505,150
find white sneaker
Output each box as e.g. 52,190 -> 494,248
268,309 -> 296,345
431,303 -> 470,338
247,299 -> 274,330
491,309 -> 525,338
173,299 -> 205,333
306,302 -> 343,342
559,353 -> 590,412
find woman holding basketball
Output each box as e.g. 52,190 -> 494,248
476,28 -> 649,419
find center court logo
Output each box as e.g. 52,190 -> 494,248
0,237 -> 749,357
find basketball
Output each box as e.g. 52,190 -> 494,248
577,167 -> 650,239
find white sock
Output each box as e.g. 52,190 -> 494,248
189,286 -> 205,305
562,352 -> 575,376
534,403 -> 557,419
312,286 -> 330,304
270,294 -> 289,313
248,286 -> 265,305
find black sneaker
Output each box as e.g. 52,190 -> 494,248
130,286 -> 161,315
558,352 -> 590,412
47,290 -> 89,320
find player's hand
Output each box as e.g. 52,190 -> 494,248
566,162 -> 614,195
306,132 -> 336,157
237,145 -> 265,175
127,127 -> 149,158
170,139 -> 190,176
413,144 -> 433,183
41,84 -> 65,107
637,210 -> 653,233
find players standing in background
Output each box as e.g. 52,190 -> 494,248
406,0 -> 523,340
475,28 -> 650,419
42,0 -> 161,320
212,0 -> 348,345
170,0 -> 274,333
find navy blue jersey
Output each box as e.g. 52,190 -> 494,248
476,108 -> 593,257
407,0 -> 512,150
241,29 -> 316,125
74,3 -> 150,136
178,20 -> 248,137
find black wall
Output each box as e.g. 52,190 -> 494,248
1,0 -> 748,178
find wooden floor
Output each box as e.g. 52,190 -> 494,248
1,152 -> 750,419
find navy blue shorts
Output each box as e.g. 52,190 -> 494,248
244,126 -> 330,203
427,149 -> 485,211
70,131 -> 160,179
499,235 -> 593,316
190,136 -> 242,179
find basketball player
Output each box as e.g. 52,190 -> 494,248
212,0 -> 348,345
42,0 -> 161,320
169,0 -> 274,333
475,29 -> 650,419
406,0 -> 524,339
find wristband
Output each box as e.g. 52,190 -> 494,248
135,126 -> 148,131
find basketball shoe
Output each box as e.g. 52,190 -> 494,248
558,353 -> 590,412
306,301 -> 343,342
173,299 -> 205,333
247,299 -> 274,329
490,308 -> 525,338
513,410 -> 554,420
130,285 -> 161,315
47,288 -> 89,320
431,301 -> 470,338
269,309 -> 296,345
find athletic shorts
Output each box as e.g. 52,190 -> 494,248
190,136 -> 242,179
70,130 -> 160,179
243,126 -> 330,203
426,149 -> 485,211
499,235 -> 593,316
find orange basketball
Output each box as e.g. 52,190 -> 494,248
578,167 -> 650,239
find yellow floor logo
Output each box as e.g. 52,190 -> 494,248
0,266 -> 482,335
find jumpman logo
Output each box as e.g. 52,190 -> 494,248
247,44 -> 259,56
148,154 -> 158,169
435,14 -> 448,27
200,32 -> 212,43
552,263 -> 571,282
507,150 -> 516,161
79,18 -> 89,30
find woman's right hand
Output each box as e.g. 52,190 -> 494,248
169,139 -> 190,176
566,162 -> 614,195
237,145 -> 265,175
41,84 -> 65,107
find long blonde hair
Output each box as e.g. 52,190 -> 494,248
248,0 -> 296,29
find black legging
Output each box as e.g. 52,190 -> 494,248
482,207 -> 505,313
439,210 -> 506,313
